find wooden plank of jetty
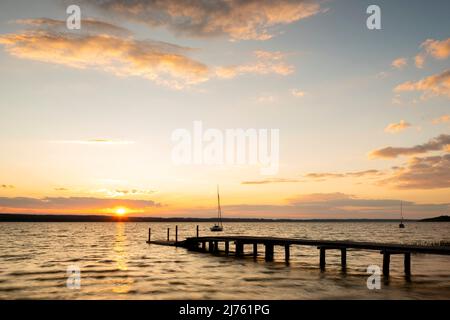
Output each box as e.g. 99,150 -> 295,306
183,236 -> 450,254
146,240 -> 185,247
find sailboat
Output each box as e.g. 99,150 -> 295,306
399,200 -> 405,228
210,186 -> 224,232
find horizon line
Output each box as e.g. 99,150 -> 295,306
1,213 -> 449,222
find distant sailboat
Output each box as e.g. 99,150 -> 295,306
210,186 -> 223,232
399,201 -> 405,228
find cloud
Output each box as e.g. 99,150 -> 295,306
378,154 -> 450,189
241,170 -> 383,186
291,88 -> 306,97
85,0 -> 323,41
384,120 -> 411,133
369,134 -> 450,159
414,54 -> 425,68
1,185 -> 15,189
432,115 -> 450,124
0,20 -> 210,89
287,192 -> 351,203
94,188 -> 156,197
415,37 -> 450,68
305,173 -> 345,179
394,69 -> 450,99
0,196 -> 160,212
15,18 -> 131,36
391,94 -> 403,105
255,94 -> 276,104
114,189 -> 155,195
241,178 -> 301,185
50,139 -> 135,145
215,50 -> 294,79
217,193 -> 448,219
339,170 -> 383,178
0,21 -> 295,88
304,170 -> 381,180
391,57 -> 407,69
54,188 -> 69,191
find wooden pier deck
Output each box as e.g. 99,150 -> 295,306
146,228 -> 450,277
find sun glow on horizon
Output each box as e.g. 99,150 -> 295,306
115,207 -> 128,216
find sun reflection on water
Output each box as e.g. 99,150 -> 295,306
113,222 -> 128,271
111,222 -> 133,294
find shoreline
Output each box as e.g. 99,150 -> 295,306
1,213 -> 446,223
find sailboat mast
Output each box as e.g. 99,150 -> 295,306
400,200 -> 403,221
217,185 -> 222,227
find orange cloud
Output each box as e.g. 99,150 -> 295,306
304,170 -> 381,180
215,50 -> 294,79
384,120 -> 411,133
394,69 -> 450,99
369,134 -> 450,159
414,53 -> 425,68
86,0 -> 323,41
432,115 -> 450,124
0,22 -> 209,89
305,173 -> 345,179
15,18 -> 131,36
241,178 -> 301,185
378,154 -> 450,189
288,192 -> 352,203
391,57 -> 407,69
414,37 -> 450,68
291,89 -> 306,97
0,20 -> 297,87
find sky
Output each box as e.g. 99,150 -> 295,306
0,0 -> 449,219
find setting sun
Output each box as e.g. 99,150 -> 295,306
115,207 -> 127,216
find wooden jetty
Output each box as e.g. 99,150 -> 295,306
145,227 -> 450,277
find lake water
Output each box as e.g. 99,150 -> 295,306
0,222 -> 449,299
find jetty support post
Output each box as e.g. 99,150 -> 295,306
175,225 -> 178,243
225,241 -> 229,255
341,248 -> 347,268
253,243 -> 258,259
265,243 -> 274,261
167,228 -> 170,241
147,228 -> 151,243
209,241 -> 214,253
285,244 -> 290,262
404,252 -> 411,276
319,247 -> 326,270
235,241 -> 244,257
382,250 -> 391,277
196,225 -> 199,238
201,241 -> 206,251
